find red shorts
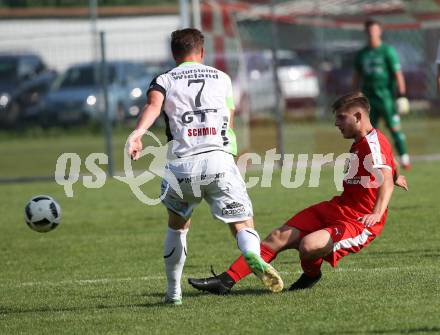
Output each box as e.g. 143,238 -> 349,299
286,200 -> 384,267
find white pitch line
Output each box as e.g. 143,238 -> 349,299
0,265 -> 426,289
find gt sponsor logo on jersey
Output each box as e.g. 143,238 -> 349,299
222,202 -> 245,216
182,109 -> 218,124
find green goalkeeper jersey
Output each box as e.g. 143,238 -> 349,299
354,43 -> 401,97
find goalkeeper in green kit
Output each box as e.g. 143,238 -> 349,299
353,19 -> 411,170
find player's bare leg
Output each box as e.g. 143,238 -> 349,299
228,219 -> 284,293
188,224 -> 329,293
163,210 -> 191,305
263,224 -> 302,252
299,229 -> 333,260
289,229 -> 333,291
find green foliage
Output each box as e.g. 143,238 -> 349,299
0,0 -> 177,8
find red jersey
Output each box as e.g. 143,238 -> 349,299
332,129 -> 395,226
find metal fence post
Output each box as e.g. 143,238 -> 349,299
99,31 -> 114,177
270,0 -> 285,166
179,0 -> 190,28
192,0 -> 201,30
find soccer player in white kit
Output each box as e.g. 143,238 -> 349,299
128,28 -> 283,305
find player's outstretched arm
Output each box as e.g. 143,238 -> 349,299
358,168 -> 394,227
392,159 -> 408,191
394,175 -> 408,191
129,90 -> 164,160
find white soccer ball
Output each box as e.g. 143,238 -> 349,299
24,195 -> 61,233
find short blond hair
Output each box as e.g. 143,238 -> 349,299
332,92 -> 370,114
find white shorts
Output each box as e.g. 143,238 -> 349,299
160,150 -> 253,223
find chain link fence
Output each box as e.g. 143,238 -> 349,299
1,2 -> 440,181
200,0 -> 440,157
0,15 -> 178,180
231,0 -> 439,111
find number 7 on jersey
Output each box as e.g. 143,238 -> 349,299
188,79 -> 205,108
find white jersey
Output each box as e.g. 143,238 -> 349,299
148,62 -> 236,157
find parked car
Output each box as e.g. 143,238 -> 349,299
39,61 -> 151,126
0,52 -> 57,127
124,61 -> 176,118
204,52 -> 268,116
246,50 -> 320,110
204,50 -> 319,117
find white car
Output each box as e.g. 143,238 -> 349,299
204,50 -> 319,117
246,50 -> 320,110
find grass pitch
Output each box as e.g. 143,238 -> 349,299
0,161 -> 439,334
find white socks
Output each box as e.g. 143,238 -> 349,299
236,228 -> 261,255
163,227 -> 260,299
164,227 -> 188,299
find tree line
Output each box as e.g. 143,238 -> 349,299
0,0 -> 177,7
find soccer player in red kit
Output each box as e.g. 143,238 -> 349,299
188,92 -> 408,293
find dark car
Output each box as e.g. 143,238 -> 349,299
0,53 -> 57,127
40,61 -> 151,126
126,60 -> 175,118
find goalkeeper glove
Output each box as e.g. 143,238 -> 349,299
396,96 -> 410,115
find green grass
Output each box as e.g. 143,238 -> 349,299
1,117 -> 440,178
0,161 -> 439,334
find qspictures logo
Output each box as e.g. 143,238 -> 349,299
54,129 -> 384,205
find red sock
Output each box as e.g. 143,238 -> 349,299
226,243 -> 277,283
300,258 -> 323,278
